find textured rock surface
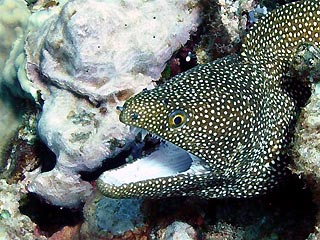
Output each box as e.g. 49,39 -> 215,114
160,221 -> 197,240
81,191 -> 145,238
293,44 -> 320,185
0,0 -> 31,159
0,110 -> 43,184
35,0 -> 200,101
0,94 -> 23,165
294,88 -> 320,182
293,64 -> 320,239
47,225 -> 81,240
195,0 -> 256,63
0,0 -> 30,96
28,168 -> 93,207
0,179 -> 46,240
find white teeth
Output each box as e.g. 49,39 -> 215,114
129,126 -> 163,142
151,133 -> 163,141
140,129 -> 148,140
129,126 -> 151,141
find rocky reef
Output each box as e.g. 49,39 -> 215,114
0,0 -> 320,239
292,44 -> 320,239
81,191 -> 145,238
0,179 -> 46,240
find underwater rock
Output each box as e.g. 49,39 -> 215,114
24,0 -> 200,207
37,88 -> 131,172
195,0 -> 256,63
294,88 -> 320,183
281,40 -> 320,239
160,221 -> 197,240
81,191 -> 145,238
291,42 -> 320,239
1,110 -> 42,183
19,1 -> 64,99
0,179 -> 46,240
0,0 -> 30,97
47,224 -> 81,240
28,168 -> 93,207
29,0 -> 200,101
204,221 -> 245,240
0,93 -> 23,169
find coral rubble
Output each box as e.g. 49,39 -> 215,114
0,179 -> 46,240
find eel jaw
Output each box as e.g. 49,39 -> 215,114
97,127 -> 210,198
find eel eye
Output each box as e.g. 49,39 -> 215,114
168,110 -> 188,128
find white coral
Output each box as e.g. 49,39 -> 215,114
28,0 -> 200,101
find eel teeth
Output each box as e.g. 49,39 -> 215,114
129,126 -> 150,141
130,126 -> 165,142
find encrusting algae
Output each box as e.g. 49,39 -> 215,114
97,0 -> 320,198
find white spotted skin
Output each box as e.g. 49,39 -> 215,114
242,0 -> 320,67
97,0 -> 320,199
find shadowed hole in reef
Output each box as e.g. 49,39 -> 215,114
209,176 -> 317,240
143,175 -> 316,239
36,139 -> 57,173
19,193 -> 83,237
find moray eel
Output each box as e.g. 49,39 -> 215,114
97,0 -> 320,198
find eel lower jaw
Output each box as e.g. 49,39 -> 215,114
98,127 -> 210,188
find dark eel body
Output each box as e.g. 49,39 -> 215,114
97,0 -> 320,198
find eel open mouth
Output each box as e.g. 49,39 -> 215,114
98,127 -> 209,188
